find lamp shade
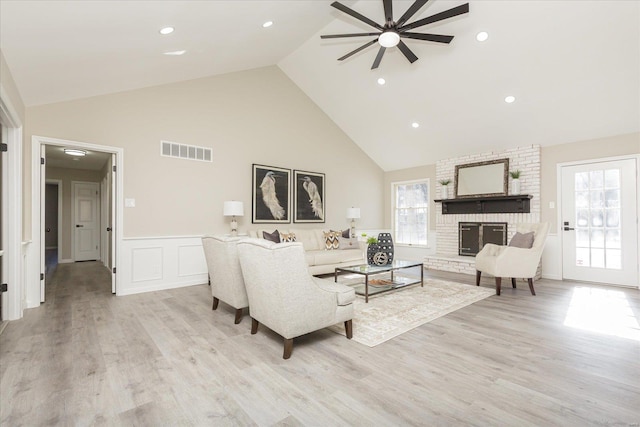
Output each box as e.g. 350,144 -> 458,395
346,207 -> 361,219
223,201 -> 244,217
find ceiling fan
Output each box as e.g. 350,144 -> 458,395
321,0 -> 469,69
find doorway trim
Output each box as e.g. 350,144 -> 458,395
556,154 -> 640,288
0,86 -> 23,320
31,135 -> 123,306
45,179 -> 63,263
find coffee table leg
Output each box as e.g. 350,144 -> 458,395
421,264 -> 424,287
365,275 -> 369,303
335,269 -> 338,283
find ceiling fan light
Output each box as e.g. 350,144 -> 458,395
378,31 -> 400,48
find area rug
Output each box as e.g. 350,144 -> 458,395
328,278 -> 495,347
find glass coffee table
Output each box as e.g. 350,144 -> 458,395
334,260 -> 424,303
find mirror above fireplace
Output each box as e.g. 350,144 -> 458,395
455,158 -> 509,198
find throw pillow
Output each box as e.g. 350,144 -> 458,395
509,231 -> 534,248
279,232 -> 297,242
331,229 -> 352,238
338,236 -> 359,250
323,231 -> 341,250
263,229 -> 281,243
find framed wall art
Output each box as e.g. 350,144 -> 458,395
293,170 -> 325,223
252,164 -> 291,224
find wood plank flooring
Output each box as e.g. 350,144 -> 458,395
1,261 -> 639,426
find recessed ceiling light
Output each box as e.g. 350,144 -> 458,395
163,50 -> 186,56
159,27 -> 174,35
412,122 -> 420,128
377,78 -> 386,85
262,21 -> 273,28
476,31 -> 489,42
64,148 -> 87,157
505,95 -> 516,103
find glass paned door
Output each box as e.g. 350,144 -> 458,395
561,159 -> 638,287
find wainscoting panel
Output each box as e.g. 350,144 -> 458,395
119,236 -> 208,296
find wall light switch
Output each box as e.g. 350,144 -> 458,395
549,201 -> 555,209
125,198 -> 136,208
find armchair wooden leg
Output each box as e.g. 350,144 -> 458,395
476,270 -> 481,286
212,297 -> 219,310
234,308 -> 243,324
511,278 -> 517,288
283,338 -> 293,359
528,278 -> 536,296
344,320 -> 353,339
251,318 -> 259,334
495,277 -> 501,296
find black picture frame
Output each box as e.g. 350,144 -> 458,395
293,170 -> 325,223
252,164 -> 291,224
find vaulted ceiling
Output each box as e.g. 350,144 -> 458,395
1,1 -> 638,171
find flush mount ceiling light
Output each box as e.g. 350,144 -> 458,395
412,122 -> 420,128
505,95 -> 516,103
163,50 -> 186,56
64,148 -> 87,156
476,31 -> 489,41
321,0 -> 469,69
159,26 -> 174,35
262,21 -> 273,28
377,77 -> 386,85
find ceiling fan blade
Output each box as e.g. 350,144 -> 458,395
401,32 -> 454,43
396,0 -> 430,27
399,3 -> 469,32
338,39 -> 379,61
397,40 -> 418,63
383,0 -> 393,24
371,46 -> 386,70
331,1 -> 383,31
321,32 -> 381,39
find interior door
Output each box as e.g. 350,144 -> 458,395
73,182 -> 100,261
561,158 -> 638,287
0,124 -> 6,319
110,154 -> 116,294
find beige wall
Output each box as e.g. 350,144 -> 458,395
0,49 -> 25,124
23,66 -> 384,238
383,164 -> 436,230
46,167 -> 102,260
541,132 -> 639,233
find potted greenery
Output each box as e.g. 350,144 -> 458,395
509,170 -> 521,195
366,237 -> 379,265
438,179 -> 452,199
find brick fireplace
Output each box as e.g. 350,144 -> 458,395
425,145 -> 541,276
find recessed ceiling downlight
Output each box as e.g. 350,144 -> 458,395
412,122 -> 420,129
377,78 -> 386,85
159,26 -> 174,35
64,148 -> 87,157
163,50 -> 186,56
476,31 -> 489,42
263,21 -> 273,28
505,95 -> 516,103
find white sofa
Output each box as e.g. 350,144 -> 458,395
246,228 -> 365,275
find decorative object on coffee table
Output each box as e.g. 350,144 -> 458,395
377,233 -> 394,265
366,237 -> 381,265
510,169 -> 521,195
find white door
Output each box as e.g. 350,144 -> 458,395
110,155 -> 116,294
73,182 -> 100,261
561,158 -> 638,287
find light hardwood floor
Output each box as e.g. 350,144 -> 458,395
1,261 -> 639,426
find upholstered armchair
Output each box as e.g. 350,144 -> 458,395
475,222 -> 550,296
201,236 -> 249,324
237,239 -> 355,359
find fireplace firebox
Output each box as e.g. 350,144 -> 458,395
459,222 -> 507,256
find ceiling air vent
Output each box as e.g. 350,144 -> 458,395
161,140 -> 212,162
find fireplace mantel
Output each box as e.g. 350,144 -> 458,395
434,195 -> 533,214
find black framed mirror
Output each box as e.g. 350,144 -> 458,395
454,158 -> 509,198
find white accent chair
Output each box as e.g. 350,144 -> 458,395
202,236 -> 249,324
237,239 -> 355,359
475,223 -> 550,296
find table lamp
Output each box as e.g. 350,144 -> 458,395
346,207 -> 360,238
223,201 -> 244,235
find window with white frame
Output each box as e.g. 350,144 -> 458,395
393,180 -> 429,246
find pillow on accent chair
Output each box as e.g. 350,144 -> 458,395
338,236 -> 359,250
263,230 -> 281,243
279,232 -> 297,242
509,231 -> 534,248
323,231 -> 341,250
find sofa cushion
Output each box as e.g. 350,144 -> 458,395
338,236 -> 359,250
308,249 -> 362,266
262,229 -> 281,243
288,228 -> 320,251
323,231 -> 341,250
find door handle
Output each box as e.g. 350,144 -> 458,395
564,226 -> 574,231
46,228 -> 51,232
76,224 -> 84,228
106,227 -> 112,232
